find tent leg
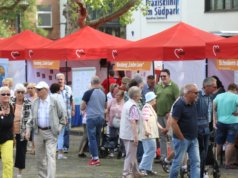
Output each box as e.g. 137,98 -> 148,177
65,60 -> 68,84
25,60 -> 28,82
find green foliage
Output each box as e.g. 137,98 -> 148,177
0,0 -> 48,37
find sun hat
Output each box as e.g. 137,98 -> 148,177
145,92 -> 157,103
35,81 -> 49,89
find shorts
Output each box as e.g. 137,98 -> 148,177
216,122 -> 238,144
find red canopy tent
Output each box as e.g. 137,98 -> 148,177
108,22 -> 223,61
0,30 -> 52,60
31,26 -> 131,60
206,35 -> 238,59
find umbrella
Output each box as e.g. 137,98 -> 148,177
109,22 -> 223,61
206,35 -> 238,59
0,30 -> 52,60
31,26 -> 131,60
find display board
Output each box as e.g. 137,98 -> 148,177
72,67 -> 96,105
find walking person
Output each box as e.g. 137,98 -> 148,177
0,86 -> 14,178
169,84 -> 200,178
155,69 -> 179,160
49,83 -> 68,160
26,81 -> 66,178
26,82 -> 37,155
120,86 -> 145,178
196,77 -> 217,178
213,83 -> 238,169
56,73 -> 75,153
81,76 -> 107,166
11,83 -> 32,177
139,92 -> 165,176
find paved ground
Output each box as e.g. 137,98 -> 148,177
0,126 -> 238,178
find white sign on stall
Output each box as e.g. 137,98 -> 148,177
72,67 -> 96,105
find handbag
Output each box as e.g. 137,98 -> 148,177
112,116 -> 120,128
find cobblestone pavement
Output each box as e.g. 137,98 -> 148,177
0,128 -> 238,178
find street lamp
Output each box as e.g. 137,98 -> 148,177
16,0 -> 30,82
16,0 -> 30,33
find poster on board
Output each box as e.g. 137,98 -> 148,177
0,59 -> 8,86
72,67 -> 96,105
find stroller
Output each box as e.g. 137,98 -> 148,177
99,121 -> 120,158
179,131 -> 220,178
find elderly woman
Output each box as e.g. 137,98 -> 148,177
139,92 -> 165,176
120,86 -> 145,178
11,83 -> 32,177
2,78 -> 14,97
106,89 -> 125,157
0,86 -> 14,178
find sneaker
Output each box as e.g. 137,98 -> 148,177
17,174 -> 22,178
57,154 -> 67,160
147,170 -> 158,176
63,148 -> 69,153
88,159 -> 101,166
78,153 -> 87,158
109,153 -> 114,158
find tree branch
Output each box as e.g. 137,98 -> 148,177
74,0 -> 87,28
87,0 -> 140,28
0,0 -> 21,11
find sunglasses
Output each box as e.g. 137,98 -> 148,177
17,91 -> 25,94
36,88 -> 43,92
1,93 -> 10,96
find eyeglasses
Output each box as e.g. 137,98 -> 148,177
17,91 -> 25,94
1,93 -> 10,96
160,75 -> 167,78
36,88 -> 43,92
191,91 -> 199,95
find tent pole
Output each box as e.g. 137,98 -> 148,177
205,59 -> 208,77
152,61 -> 155,77
25,60 -> 28,82
65,60 -> 68,84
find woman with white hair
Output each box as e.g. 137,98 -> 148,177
11,83 -> 32,177
0,86 -> 14,178
120,86 -> 145,178
139,92 -> 165,176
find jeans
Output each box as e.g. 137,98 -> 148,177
86,117 -> 104,160
139,139 -> 156,171
198,133 -> 210,178
137,141 -> 144,163
63,117 -> 71,150
57,126 -> 65,151
169,138 -> 200,178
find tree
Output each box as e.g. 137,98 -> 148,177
0,0 -> 144,37
65,0 -> 144,33
0,0 -> 47,37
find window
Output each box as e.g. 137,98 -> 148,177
205,0 -> 238,12
36,5 -> 52,28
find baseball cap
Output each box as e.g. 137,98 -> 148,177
35,81 -> 49,89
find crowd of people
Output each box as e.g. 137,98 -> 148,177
0,69 -> 238,178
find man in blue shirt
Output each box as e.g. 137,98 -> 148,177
81,76 -> 107,166
196,77 -> 217,178
169,84 -> 200,178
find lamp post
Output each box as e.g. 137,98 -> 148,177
16,0 -> 29,82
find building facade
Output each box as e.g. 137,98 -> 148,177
127,0 -> 238,88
